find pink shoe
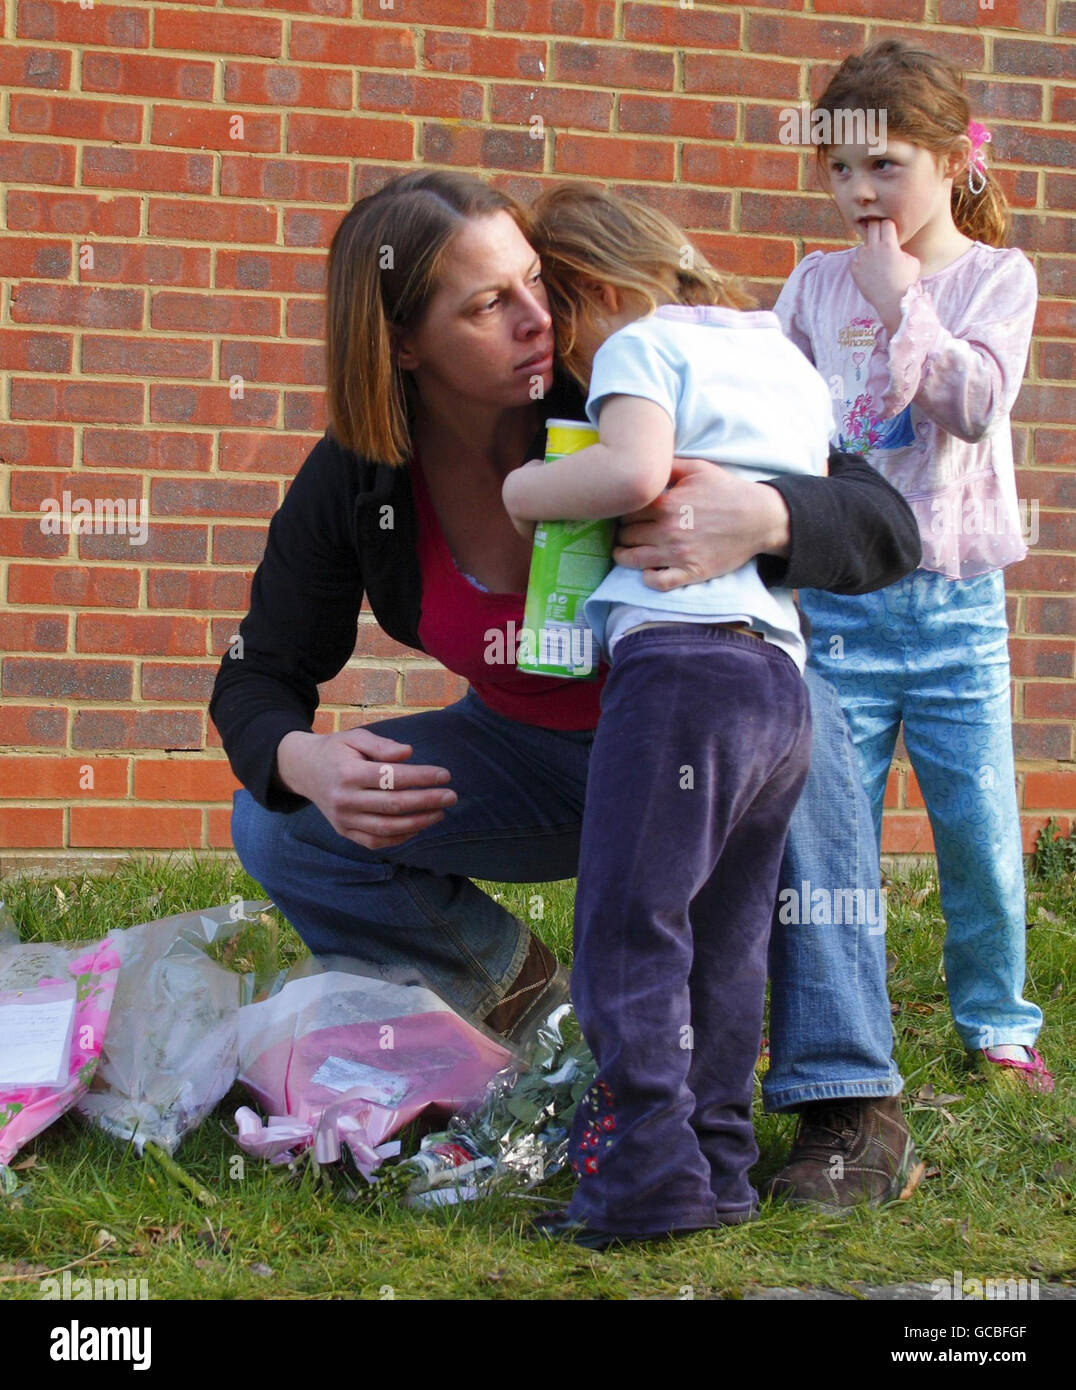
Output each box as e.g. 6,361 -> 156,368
979,1046 -> 1055,1094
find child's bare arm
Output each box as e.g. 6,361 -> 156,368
502,396 -> 674,522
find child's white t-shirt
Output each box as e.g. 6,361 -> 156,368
581,304 -> 834,672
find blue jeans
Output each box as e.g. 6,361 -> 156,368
800,569 -> 1042,1052
233,675 -> 902,1108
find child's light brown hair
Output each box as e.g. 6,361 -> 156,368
813,39 -> 1009,247
531,183 -> 756,389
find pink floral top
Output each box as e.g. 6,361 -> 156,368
774,241 -> 1038,578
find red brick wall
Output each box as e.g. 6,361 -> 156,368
1,0 -> 1073,869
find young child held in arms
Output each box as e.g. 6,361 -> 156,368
502,185 -> 833,1247
774,39 -> 1051,1092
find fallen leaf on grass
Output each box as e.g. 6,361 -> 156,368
94,1229 -> 117,1251
249,1262 -> 274,1278
957,1218 -> 971,1248
912,1084 -> 964,1108
12,1155 -> 37,1172
906,1002 -> 936,1016
923,1166 -> 941,1180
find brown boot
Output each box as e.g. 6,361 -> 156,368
767,1096 -> 925,1213
482,933 -> 570,1044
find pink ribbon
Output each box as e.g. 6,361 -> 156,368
967,120 -> 992,174
234,1106 -> 401,1177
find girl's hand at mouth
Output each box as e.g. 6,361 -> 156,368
851,218 -> 920,335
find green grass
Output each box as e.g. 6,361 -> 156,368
0,850 -> 1071,1301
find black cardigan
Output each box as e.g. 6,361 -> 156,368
210,391 -> 921,812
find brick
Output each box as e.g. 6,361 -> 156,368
623,2 -> 739,47
966,78 -> 1044,122
360,73 -> 483,120
148,569 -> 252,612
741,191 -> 844,238
1023,770 -> 1076,810
1040,342 -> 1076,381
83,147 -> 214,196
6,190 -> 140,237
3,658 -> 132,700
1012,722 -> 1073,761
684,52 -> 800,100
151,291 -> 280,337
0,808 -> 63,847
490,84 -> 613,133
231,0 -> 349,12
11,471 -> 139,514
883,767 -> 900,809
317,667 -> 398,706
552,41 -> 675,92
283,209 -> 341,247
134,759 -> 240,802
289,114 -> 411,159
425,125 -> 544,173
0,43 -> 71,90
10,379 -> 144,425
216,248 -> 326,294
1038,259 -> 1076,299
83,429 -> 213,474
1046,173 -> 1076,211
283,391 -> 327,433
1034,300 -> 1076,339
1028,435 -> 1076,468
857,26 -> 983,68
0,138 -> 75,187
75,614 -> 205,658
224,61 -> 352,110
1011,215 -> 1076,256
0,235 -> 70,278
72,709 -> 204,751
0,612 -> 68,653
1024,682 -> 1076,719
9,93 -> 141,142
220,154 -> 349,203
1013,384 -> 1075,428
70,806 -> 202,849
360,0 -> 484,21
151,106 -> 281,154
0,756 -> 127,800
140,663 -> 221,702
0,329 -> 72,373
996,38 -> 1076,79
0,516 -> 68,559
1009,553 -> 1076,592
289,21 -> 414,67
694,231 -> 795,279
220,340 -> 324,387
147,199 -> 278,245
992,168 -> 1038,209
683,144 -> 799,191
0,423 -> 74,469
401,667 -> 470,707
80,335 -> 213,379
1022,814 -> 1073,855
1026,510 -> 1076,552
612,184 -> 733,232
150,478 -> 279,520
79,524 -> 207,564
816,0 -> 922,13
0,705 -> 68,748
212,526 -> 270,565
492,0 -> 616,38
747,14 -> 865,59
17,2 -> 149,49
154,9 -> 282,58
9,283 -> 144,330
555,133 -> 673,182
938,0 -> 1045,24
618,96 -> 736,141
207,808 -> 234,849
423,32 -> 545,80
880,814 -> 935,855
991,125 -> 1073,171
1052,83 -> 1076,124
149,385 -> 279,429
218,432 -> 319,475
354,623 -> 416,662
82,51 -> 215,101
8,564 -> 140,608
79,242 -> 211,289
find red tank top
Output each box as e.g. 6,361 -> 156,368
410,450 -> 606,730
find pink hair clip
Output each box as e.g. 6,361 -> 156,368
967,120 -> 991,195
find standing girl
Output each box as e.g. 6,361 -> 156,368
502,185 -> 833,1246
774,39 -> 1052,1091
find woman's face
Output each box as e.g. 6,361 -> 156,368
395,211 -> 555,411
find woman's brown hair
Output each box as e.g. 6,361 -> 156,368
812,39 -> 1009,247
325,170 -> 534,465
530,183 -> 756,389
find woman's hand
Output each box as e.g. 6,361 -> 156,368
612,455 -> 792,590
275,727 -> 457,850
851,219 -> 920,335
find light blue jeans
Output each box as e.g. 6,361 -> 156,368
232,673 -> 903,1114
799,568 -> 1043,1053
